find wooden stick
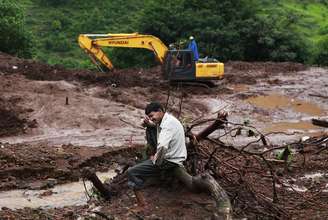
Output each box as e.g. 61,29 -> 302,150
82,168 -> 112,200
309,94 -> 328,99
312,118 -> 328,128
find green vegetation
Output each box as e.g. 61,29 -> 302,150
261,0 -> 328,63
1,0 -> 328,68
313,36 -> 328,65
0,0 -> 34,58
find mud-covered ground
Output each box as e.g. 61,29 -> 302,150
0,52 -> 327,219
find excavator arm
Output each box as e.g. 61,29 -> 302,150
78,33 -> 168,71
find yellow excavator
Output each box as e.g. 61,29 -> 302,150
78,33 -> 224,82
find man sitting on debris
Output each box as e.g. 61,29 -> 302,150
127,101 -> 187,207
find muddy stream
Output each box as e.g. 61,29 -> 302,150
0,170 -> 116,209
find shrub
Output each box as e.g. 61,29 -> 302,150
38,0 -> 71,6
44,34 -> 72,52
0,0 -> 34,58
313,36 -> 328,66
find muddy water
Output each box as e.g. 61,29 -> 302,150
264,121 -> 318,133
230,84 -> 249,92
247,94 -> 325,116
0,170 -> 116,209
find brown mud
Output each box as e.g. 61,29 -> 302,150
0,97 -> 27,137
0,143 -> 138,191
0,52 -> 327,219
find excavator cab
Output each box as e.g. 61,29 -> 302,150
163,50 -> 196,81
163,50 -> 224,81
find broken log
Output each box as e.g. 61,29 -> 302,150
82,167 -> 112,200
183,111 -> 232,219
174,166 -> 232,219
312,118 -> 328,128
195,112 -> 227,141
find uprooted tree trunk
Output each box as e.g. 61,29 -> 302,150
174,166 -> 232,219
83,113 -> 231,219
82,167 -> 113,200
178,112 -> 232,219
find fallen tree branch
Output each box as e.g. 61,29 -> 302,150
309,93 -> 328,99
82,167 -> 112,201
312,118 -> 328,128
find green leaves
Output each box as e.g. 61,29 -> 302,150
0,0 -> 34,58
313,35 -> 328,66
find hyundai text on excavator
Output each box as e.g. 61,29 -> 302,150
78,33 -> 224,82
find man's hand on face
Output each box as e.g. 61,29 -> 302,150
151,153 -> 158,165
142,115 -> 156,127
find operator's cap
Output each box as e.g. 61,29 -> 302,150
189,36 -> 194,40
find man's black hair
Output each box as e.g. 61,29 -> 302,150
145,102 -> 164,115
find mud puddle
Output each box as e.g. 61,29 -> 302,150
264,121 -> 318,133
247,94 -> 325,116
0,170 -> 116,209
229,84 -> 249,92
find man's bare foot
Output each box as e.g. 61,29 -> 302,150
134,190 -> 147,207
130,190 -> 152,215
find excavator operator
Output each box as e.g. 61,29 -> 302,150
187,36 -> 199,61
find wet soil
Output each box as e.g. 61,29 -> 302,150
0,52 -> 327,219
0,97 -> 26,137
0,142 -> 138,191
0,142 -> 220,219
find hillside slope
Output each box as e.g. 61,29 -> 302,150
19,0 -> 328,68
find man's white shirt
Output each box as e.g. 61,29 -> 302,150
154,112 -> 187,165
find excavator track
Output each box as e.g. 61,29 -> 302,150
170,80 -> 216,88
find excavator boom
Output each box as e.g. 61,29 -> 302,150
78,33 -> 168,71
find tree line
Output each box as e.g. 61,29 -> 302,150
1,0 -> 328,67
